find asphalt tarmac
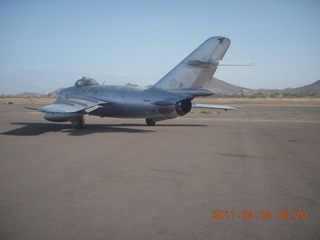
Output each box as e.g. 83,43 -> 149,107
1,104 -> 320,239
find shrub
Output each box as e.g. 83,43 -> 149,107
201,110 -> 213,114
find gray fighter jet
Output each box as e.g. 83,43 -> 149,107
38,36 -> 237,129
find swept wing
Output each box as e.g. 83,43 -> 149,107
192,103 -> 236,111
38,96 -> 108,113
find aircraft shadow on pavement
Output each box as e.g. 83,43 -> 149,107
2,122 -> 156,136
2,122 -> 207,136
120,123 -> 207,127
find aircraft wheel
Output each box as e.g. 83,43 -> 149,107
71,116 -> 85,129
146,118 -> 156,126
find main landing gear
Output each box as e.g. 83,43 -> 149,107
71,116 -> 85,129
145,118 -> 156,126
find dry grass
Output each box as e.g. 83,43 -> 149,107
0,97 -> 56,105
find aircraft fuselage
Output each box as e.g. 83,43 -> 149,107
57,85 -> 193,120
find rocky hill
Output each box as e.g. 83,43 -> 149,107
208,77 -> 248,95
254,79 -> 320,97
288,79 -> 320,95
210,78 -> 320,97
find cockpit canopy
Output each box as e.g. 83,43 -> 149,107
74,77 -> 99,87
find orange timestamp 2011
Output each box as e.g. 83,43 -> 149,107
211,210 -> 309,220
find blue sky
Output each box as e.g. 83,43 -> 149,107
1,0 -> 320,94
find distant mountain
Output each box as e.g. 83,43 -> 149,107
208,78 -> 320,97
288,79 -> 320,95
14,92 -> 45,97
255,79 -> 320,96
208,77 -> 250,95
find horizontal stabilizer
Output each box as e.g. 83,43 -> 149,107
192,103 -> 236,111
169,88 -> 215,97
187,60 -> 219,68
218,63 -> 255,66
187,60 -> 254,67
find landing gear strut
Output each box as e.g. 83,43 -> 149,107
71,116 -> 85,129
146,118 -> 156,126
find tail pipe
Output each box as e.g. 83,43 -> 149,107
175,99 -> 192,116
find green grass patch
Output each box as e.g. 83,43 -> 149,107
201,110 -> 213,114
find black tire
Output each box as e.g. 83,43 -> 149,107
146,118 -> 156,126
71,117 -> 85,129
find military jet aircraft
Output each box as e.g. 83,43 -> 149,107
37,36 -> 239,129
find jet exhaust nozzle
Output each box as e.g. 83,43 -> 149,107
175,99 -> 192,116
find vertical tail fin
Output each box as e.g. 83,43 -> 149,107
152,37 -> 231,89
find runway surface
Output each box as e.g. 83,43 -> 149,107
1,104 -> 320,239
